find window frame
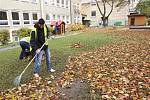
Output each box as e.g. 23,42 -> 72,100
11,11 -> 20,26
91,11 -> 96,17
0,10 -> 9,26
23,12 -> 30,25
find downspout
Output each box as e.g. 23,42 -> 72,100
40,0 -> 44,18
70,0 -> 72,24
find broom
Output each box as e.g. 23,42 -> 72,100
13,43 -> 45,86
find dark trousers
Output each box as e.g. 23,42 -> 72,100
19,41 -> 30,60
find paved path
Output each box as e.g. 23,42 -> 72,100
0,32 -> 81,52
0,45 -> 20,52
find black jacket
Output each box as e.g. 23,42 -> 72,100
30,25 -> 49,51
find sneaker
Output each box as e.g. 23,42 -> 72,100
50,68 -> 55,72
33,73 -> 39,78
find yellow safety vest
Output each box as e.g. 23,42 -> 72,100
20,37 -> 32,51
20,37 -> 30,43
32,24 -> 48,45
24,37 -> 30,43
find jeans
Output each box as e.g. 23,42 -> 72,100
19,41 -> 30,60
33,47 -> 53,74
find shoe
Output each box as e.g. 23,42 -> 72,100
33,73 -> 39,78
50,68 -> 55,72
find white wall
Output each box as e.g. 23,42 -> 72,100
0,0 -> 71,42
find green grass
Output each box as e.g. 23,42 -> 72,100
0,32 -> 116,90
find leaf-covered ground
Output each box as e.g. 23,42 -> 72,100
59,42 -> 149,99
0,29 -> 150,100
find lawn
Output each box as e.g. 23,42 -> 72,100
0,32 -> 116,90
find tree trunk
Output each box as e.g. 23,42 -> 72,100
101,17 -> 108,27
95,0 -> 114,27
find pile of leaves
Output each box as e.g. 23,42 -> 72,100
57,42 -> 150,99
0,76 -> 59,99
69,42 -> 85,48
66,24 -> 85,32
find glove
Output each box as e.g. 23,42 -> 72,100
36,49 -> 41,54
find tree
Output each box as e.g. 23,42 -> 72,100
95,0 -> 114,27
0,29 -> 10,45
136,0 -> 150,17
115,0 -> 130,7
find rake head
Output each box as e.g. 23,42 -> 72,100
13,75 -> 22,86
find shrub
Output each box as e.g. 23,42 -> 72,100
16,27 -> 32,38
0,29 -> 10,45
67,24 -> 85,31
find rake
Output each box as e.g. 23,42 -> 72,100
13,43 -> 45,86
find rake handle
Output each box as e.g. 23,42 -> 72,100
20,43 -> 45,76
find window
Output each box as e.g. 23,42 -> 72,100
32,0 -> 38,3
32,13 -> 37,20
44,0 -> 49,5
57,15 -> 60,20
91,11 -> 96,17
14,36 -> 19,42
74,16 -> 77,23
73,4 -> 76,10
50,0 -> 55,5
46,14 -> 50,24
77,4 -> 79,9
20,0 -> 29,2
12,12 -> 20,25
53,14 -> 56,20
73,4 -> 78,14
62,16 -> 65,21
0,11 -> 8,25
91,0 -> 96,5
66,0 -> 69,8
62,0 -> 64,7
46,14 -> 50,20
66,16 -> 69,24
23,13 -> 30,24
32,13 -> 38,24
57,0 -> 60,6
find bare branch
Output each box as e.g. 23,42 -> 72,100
106,1 -> 112,7
103,0 -> 106,17
95,0 -> 104,16
107,0 -> 114,17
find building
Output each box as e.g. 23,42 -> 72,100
0,0 -> 81,42
129,0 -> 140,13
80,0 -> 140,27
70,0 -> 82,24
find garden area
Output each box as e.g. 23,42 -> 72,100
0,28 -> 149,99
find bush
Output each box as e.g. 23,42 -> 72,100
16,27 -> 32,38
0,29 -> 10,45
67,24 -> 85,31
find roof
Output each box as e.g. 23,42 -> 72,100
128,14 -> 146,17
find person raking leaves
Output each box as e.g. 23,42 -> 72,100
30,18 -> 55,77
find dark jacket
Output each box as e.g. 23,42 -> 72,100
30,25 -> 49,51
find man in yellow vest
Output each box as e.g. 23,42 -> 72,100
19,36 -> 31,60
30,18 -> 55,76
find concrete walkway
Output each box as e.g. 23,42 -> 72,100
0,32 -> 81,52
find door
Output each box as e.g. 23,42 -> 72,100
131,17 -> 135,25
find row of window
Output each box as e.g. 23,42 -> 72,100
49,0 -> 69,8
16,0 -> 70,8
0,11 -> 70,26
73,4 -> 80,14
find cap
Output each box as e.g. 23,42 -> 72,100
38,18 -> 45,25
